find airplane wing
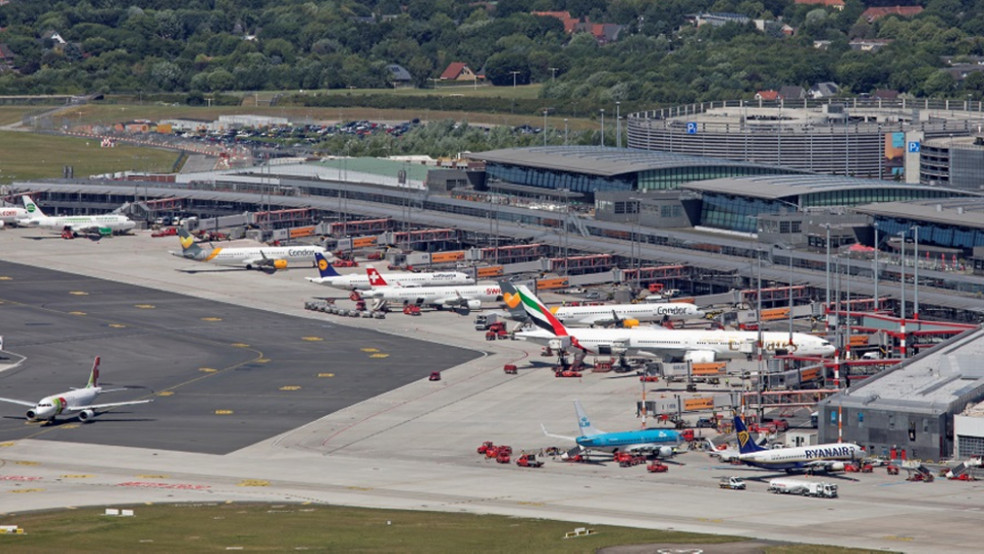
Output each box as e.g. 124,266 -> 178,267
69,399 -> 153,412
0,396 -> 35,407
579,313 -> 620,327
540,423 -> 577,443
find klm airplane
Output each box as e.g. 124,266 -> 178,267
542,400 -> 682,458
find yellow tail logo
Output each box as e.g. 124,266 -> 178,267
179,234 -> 195,250
317,258 -> 329,271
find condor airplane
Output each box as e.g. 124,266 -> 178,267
306,254 -> 473,290
512,285 -> 835,362
500,281 -> 704,327
173,227 -> 327,272
0,357 -> 152,424
731,415 -> 863,472
542,400 -> 682,459
20,195 -> 136,237
360,268 -> 502,311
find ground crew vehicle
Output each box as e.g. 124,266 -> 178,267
516,454 -> 543,468
768,478 -> 838,498
646,461 -> 668,473
719,476 -> 746,490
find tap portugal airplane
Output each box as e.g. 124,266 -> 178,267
173,227 -> 327,272
0,357 -> 152,424
306,253 -> 473,289
20,195 -> 135,237
511,285 -> 835,362
542,400 -> 683,459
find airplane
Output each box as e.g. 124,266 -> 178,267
0,204 -> 29,229
20,195 -> 136,237
359,270 -> 502,311
511,284 -> 835,362
500,281 -> 704,327
0,357 -> 152,424
306,253 -> 474,290
541,400 -> 682,458
730,414 -> 864,472
173,227 -> 327,272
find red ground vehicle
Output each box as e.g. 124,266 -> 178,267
614,452 -> 645,467
485,322 -> 508,340
639,374 -> 660,382
860,463 -> 874,473
887,465 -> 900,475
151,227 -> 178,237
485,447 -> 499,459
503,364 -> 518,375
647,461 -> 669,473
496,451 -> 511,464
516,454 -> 543,468
403,305 -> 421,315
555,369 -> 582,378
428,371 -> 441,381
949,473 -> 977,481
477,441 -> 494,454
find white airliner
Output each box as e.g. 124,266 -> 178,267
20,195 -> 136,237
0,205 -> 29,229
500,282 -> 703,327
729,415 -> 864,472
0,357 -> 152,424
306,254 -> 473,290
173,227 -> 327,272
360,267 -> 502,311
511,285 -> 835,362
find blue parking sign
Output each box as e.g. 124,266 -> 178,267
908,141 -> 921,153
686,122 -> 697,134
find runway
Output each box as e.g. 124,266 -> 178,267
0,228 -> 981,553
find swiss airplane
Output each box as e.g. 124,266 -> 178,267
542,400 -> 683,459
500,281 -> 704,326
20,195 -> 136,237
360,267 -> 502,311
173,227 -> 327,272
0,357 -> 152,424
306,253 -> 473,289
729,414 -> 864,472
511,285 -> 835,362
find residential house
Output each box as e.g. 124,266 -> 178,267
386,64 -> 413,88
532,10 -> 624,44
794,0 -> 845,10
873,89 -> 899,101
0,43 -> 16,72
849,39 -> 892,52
862,5 -> 924,23
755,89 -> 780,101
440,62 -> 477,81
779,86 -> 806,101
809,81 -> 840,99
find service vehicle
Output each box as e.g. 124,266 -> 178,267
768,478 -> 838,498
516,454 -> 543,468
719,476 -> 746,490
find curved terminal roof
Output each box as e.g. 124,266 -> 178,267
681,174 -> 981,201
853,198 -> 984,230
469,146 -> 809,178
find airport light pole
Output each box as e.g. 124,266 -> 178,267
510,71 -> 520,88
543,109 -> 549,147
600,109 -> 605,146
873,222 -> 879,311
824,223 -> 831,325
564,118 -> 569,146
913,225 -> 919,320
899,230 -> 906,359
616,101 -> 621,148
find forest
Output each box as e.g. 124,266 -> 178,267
2,0 -> 984,106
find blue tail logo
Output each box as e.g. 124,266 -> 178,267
734,415 -> 766,454
315,253 -> 340,278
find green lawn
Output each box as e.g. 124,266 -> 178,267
0,503 -> 886,554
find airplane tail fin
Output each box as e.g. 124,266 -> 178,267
573,400 -> 603,437
366,265 -> 388,287
177,227 -> 204,258
85,356 -> 101,388
315,252 -> 340,278
734,414 -> 767,454
498,281 -> 528,322
514,285 -> 569,337
21,195 -> 45,217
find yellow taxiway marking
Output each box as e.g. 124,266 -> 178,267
68,290 -> 86,295
0,442 -> 15,447
255,358 -> 270,363
214,410 -> 233,415
360,348 -> 379,353
157,391 -> 174,397
199,367 -> 218,373
882,536 -> 915,542
108,323 -> 126,328
10,488 -> 44,493
301,336 -> 324,342
230,343 -> 249,348
317,373 -> 335,378
237,480 -> 270,487
60,474 -> 93,479
134,304 -> 155,309
14,461 -> 39,466
347,486 -> 372,491
0,276 -> 12,281
61,423 -> 80,430
201,317 -> 222,322
68,311 -> 86,316
138,475 -> 169,479
369,353 -> 390,358
279,386 -> 301,391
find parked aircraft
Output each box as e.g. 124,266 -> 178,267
305,254 -> 473,289
731,414 -> 863,472
511,285 -> 835,362
0,357 -> 152,424
500,281 -> 704,327
360,272 -> 502,311
0,205 -> 29,229
541,400 -> 682,458
20,196 -> 136,237
173,227 -> 326,271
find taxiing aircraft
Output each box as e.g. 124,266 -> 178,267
542,400 -> 682,458
0,205 -> 29,229
20,195 -> 136,237
512,285 -> 835,362
500,281 -> 704,327
360,269 -> 502,311
173,227 -> 326,271
306,254 -> 473,289
0,357 -> 152,424
731,414 -> 863,472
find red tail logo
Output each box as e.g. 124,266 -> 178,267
366,267 -> 387,287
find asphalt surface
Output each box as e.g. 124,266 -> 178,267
0,259 -> 479,454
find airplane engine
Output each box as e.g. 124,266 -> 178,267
0,220 -> 5,228
465,299 -> 482,310
658,446 -> 674,458
621,318 -> 640,328
78,409 -> 96,422
828,462 -> 845,472
684,350 -> 716,363
25,409 -> 37,420
273,259 -> 288,270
